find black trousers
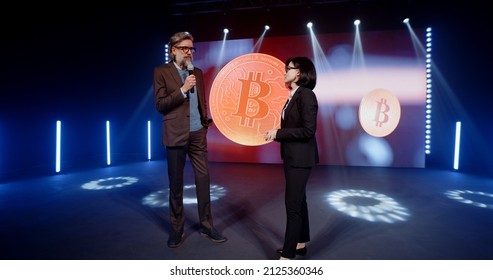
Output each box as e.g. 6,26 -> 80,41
166,128 -> 213,233
281,163 -> 312,258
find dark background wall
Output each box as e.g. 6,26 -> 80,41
1,1 -> 492,180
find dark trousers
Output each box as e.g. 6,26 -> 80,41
281,163 -> 312,258
166,128 -> 213,233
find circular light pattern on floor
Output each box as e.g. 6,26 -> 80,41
81,176 -> 139,190
142,184 -> 227,208
327,189 -> 410,223
445,190 -> 493,209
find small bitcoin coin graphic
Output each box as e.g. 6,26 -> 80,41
210,53 -> 287,146
359,88 -> 401,137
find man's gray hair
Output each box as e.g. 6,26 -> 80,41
168,31 -> 194,60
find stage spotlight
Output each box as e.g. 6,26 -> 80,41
403,18 -> 410,24
306,22 -> 313,28
223,28 -> 229,34
354,19 -> 360,26
264,25 -> 270,30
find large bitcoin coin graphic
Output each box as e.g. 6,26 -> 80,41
359,88 -> 401,137
210,53 -> 287,146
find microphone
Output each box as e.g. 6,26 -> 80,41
187,62 -> 194,93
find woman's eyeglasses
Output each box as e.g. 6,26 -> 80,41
285,66 -> 298,72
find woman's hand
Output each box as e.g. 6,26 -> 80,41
264,129 -> 278,141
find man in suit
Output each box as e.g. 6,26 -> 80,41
264,56 -> 319,259
153,31 -> 226,248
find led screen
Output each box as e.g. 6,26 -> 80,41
192,28 -> 427,168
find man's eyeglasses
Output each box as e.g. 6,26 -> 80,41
285,66 -> 298,72
174,46 -> 196,53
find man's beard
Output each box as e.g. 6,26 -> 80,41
177,57 -> 192,68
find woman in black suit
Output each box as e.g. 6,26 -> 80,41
264,56 -> 319,260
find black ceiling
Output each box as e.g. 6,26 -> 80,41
164,0 -> 454,40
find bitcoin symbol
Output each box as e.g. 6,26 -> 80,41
234,72 -> 270,127
374,98 -> 390,127
210,53 -> 287,146
359,88 -> 401,137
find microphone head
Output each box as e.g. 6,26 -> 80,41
186,61 -> 194,71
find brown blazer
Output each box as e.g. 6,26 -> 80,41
153,61 -> 211,147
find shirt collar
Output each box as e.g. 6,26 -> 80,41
173,62 -> 186,72
290,86 -> 300,98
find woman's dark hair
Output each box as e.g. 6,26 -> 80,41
285,56 -> 317,90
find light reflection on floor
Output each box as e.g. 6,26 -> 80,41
142,184 -> 227,207
445,190 -> 493,209
326,189 -> 410,223
81,176 -> 139,190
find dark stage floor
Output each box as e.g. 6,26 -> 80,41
1,161 -> 493,260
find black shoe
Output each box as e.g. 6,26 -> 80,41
276,247 -> 307,256
200,228 -> 227,243
167,232 -> 184,248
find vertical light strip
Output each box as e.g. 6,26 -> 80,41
147,120 -> 151,160
56,120 -> 61,173
453,121 -> 461,170
106,120 -> 111,166
165,44 -> 169,63
425,27 -> 432,155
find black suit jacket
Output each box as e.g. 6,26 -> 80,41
275,86 -> 319,167
153,61 -> 210,147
